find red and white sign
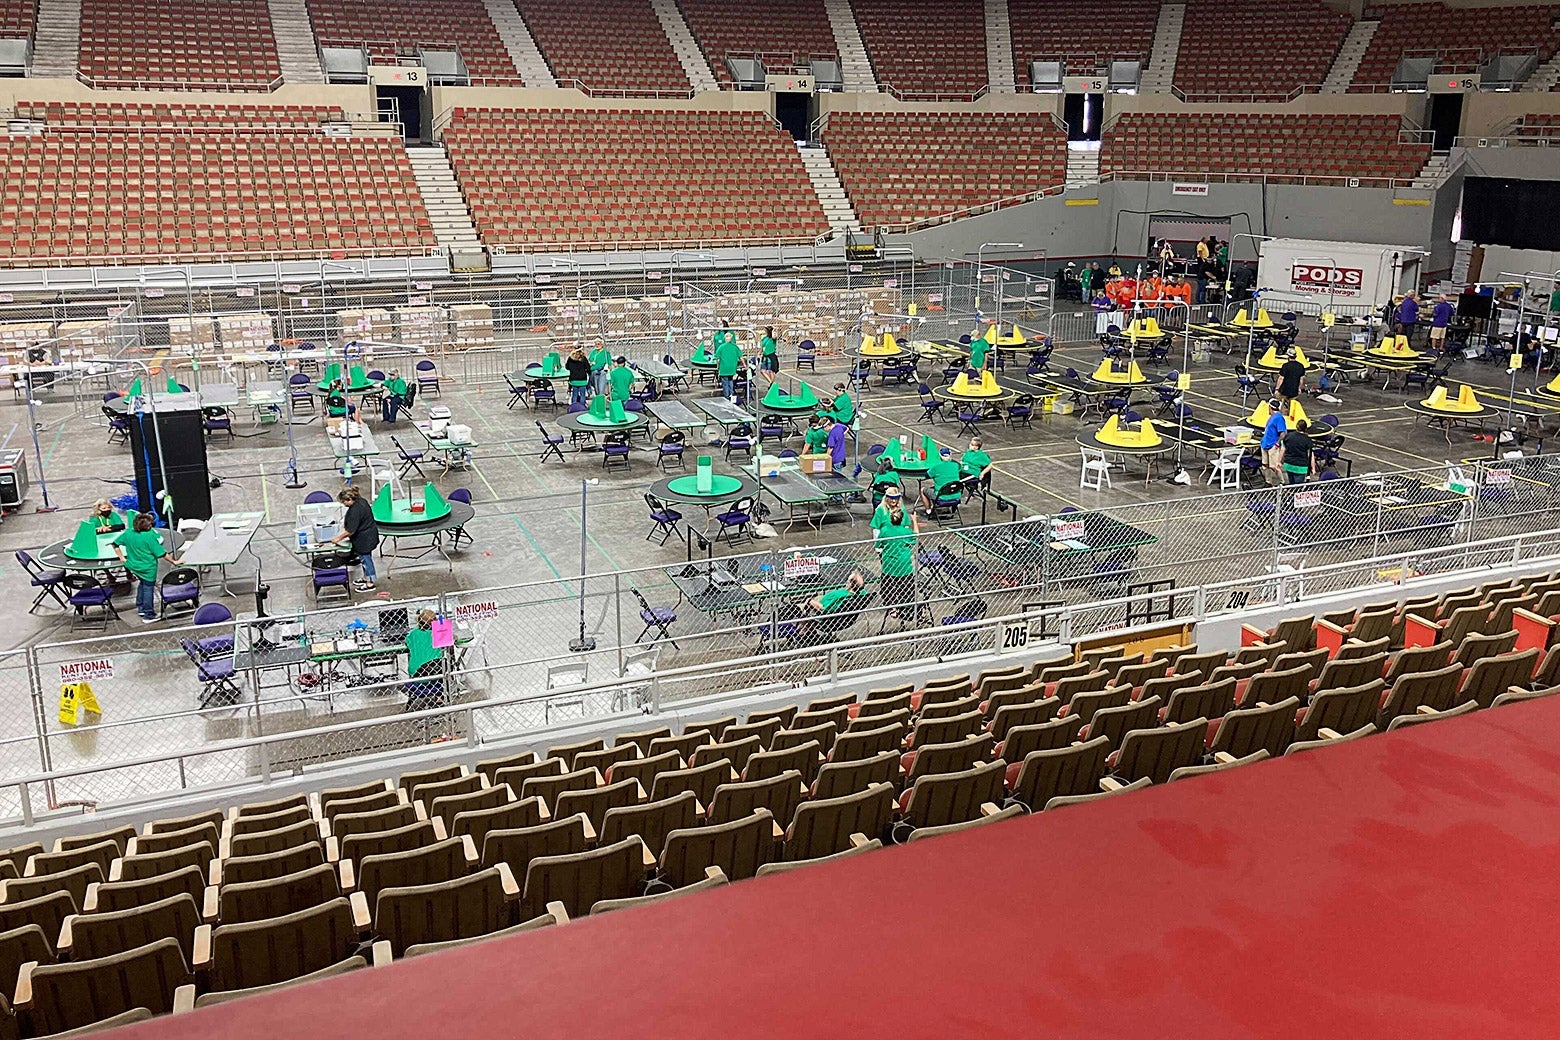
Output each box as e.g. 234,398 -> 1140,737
1294,490 -> 1322,508
1172,183 -> 1210,197
453,601 -> 499,622
144,288 -> 165,299
782,556 -> 821,580
234,287 -> 255,298
60,658 -> 114,683
1289,264 -> 1366,298
1053,520 -> 1086,541
1486,469 -> 1512,486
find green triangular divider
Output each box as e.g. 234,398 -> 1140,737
371,483 -> 393,522
881,439 -> 902,464
166,377 -> 182,394
922,434 -> 938,460
795,381 -> 818,407
588,395 -> 608,418
128,378 -> 142,397
349,364 -> 368,389
423,483 -> 448,514
69,519 -> 103,558
609,399 -> 626,423
543,351 -> 560,371
762,381 -> 787,407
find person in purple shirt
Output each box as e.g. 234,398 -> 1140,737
1395,292 -> 1420,345
1429,294 -> 1455,351
826,419 -> 848,471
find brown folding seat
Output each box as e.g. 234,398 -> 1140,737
1271,647 -> 1329,688
1384,641 -> 1452,685
1044,776 -> 1152,810
684,715 -> 740,742
555,778 -> 642,834
744,706 -> 797,729
691,735 -> 762,774
898,760 -> 1006,835
1229,644 -> 1281,669
785,784 -> 894,861
481,815 -> 591,885
979,683 -> 1045,718
54,827 -> 135,857
223,804 -> 314,843
495,757 -> 567,794
901,733 -> 994,789
332,819 -> 442,871
606,749 -> 682,791
905,709 -> 984,750
322,805 -> 419,853
575,744 -> 640,777
1245,614 -> 1314,653
771,721 -> 837,755
1377,663 -> 1465,729
1007,735 -> 1111,811
188,951 -> 381,1006
590,868 -> 727,914
26,841 -> 118,881
1296,681 -> 1383,743
1170,748 -> 1272,782
450,797 -> 546,850
1111,720 -> 1210,784
1386,700 -> 1480,731
1172,649 -> 1227,677
996,713 -> 1085,768
660,810 -> 777,886
312,780 -> 394,819
1083,696 -> 1162,749
1335,636 -> 1391,662
397,764 -> 465,798
721,718 -> 781,747
316,790 -> 405,832
1458,649 -> 1540,709
200,897 -> 369,993
0,924 -> 51,1002
475,750 -> 539,784
1453,630 -> 1519,671
1312,653 -> 1389,695
16,937 -> 190,1035
145,810 -> 224,837
987,697 -> 1060,743
428,785 -> 513,837
846,708 -> 911,735
408,773 -> 486,810
84,862 -> 208,917
1161,678 -> 1236,725
0,846 -> 42,880
58,892 -> 201,963
520,837 -> 650,920
521,768 -> 602,812
1111,660 -> 1168,695
852,692 -> 915,723
830,722 -> 903,764
1,864 -> 102,910
1050,671 -> 1111,709
708,771 -> 805,829
1208,697 -> 1299,760
546,738 -> 606,768
742,740 -> 823,786
124,822 -> 221,859
215,862 -> 343,926
404,904 -> 562,957
649,731 -> 712,761
599,791 -> 699,857
1238,664 -> 1311,710
354,838 -> 477,912
231,793 -> 311,821
809,748 -> 898,800
649,759 -> 731,807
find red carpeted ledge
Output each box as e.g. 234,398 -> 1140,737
119,699 -> 1560,1040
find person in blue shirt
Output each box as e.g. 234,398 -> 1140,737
1260,398 -> 1287,482
1429,294 -> 1455,352
826,418 -> 849,472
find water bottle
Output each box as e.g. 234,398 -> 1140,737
759,562 -> 773,588
296,525 -> 309,550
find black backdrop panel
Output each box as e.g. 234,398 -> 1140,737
128,408 -> 212,522
1462,177 -> 1560,253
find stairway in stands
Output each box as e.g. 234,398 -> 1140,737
650,0 -> 718,92
1065,147 -> 1100,190
798,143 -> 863,238
1522,50 -> 1560,92
483,0 -> 557,87
1411,151 -> 1451,190
983,0 -> 1014,93
1320,19 -> 1377,93
267,0 -> 325,83
407,145 -> 484,257
28,0 -> 79,79
823,0 -> 878,92
1139,3 -> 1183,93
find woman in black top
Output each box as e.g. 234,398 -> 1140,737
564,349 -> 592,409
1280,420 -> 1313,485
331,485 -> 381,591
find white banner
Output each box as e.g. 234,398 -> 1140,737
1171,183 -> 1210,197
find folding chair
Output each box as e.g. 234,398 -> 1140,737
631,588 -> 678,646
391,436 -> 428,480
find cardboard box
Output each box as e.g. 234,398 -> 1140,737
799,453 -> 832,474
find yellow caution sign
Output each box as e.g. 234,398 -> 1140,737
59,682 -> 101,726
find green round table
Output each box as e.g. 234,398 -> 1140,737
523,364 -> 570,381
651,473 -> 760,507
556,411 -> 649,435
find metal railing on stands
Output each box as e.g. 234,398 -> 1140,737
1169,85 -> 1317,104
1097,170 -> 1424,191
551,79 -> 699,100
7,523 -> 1560,825
73,71 -> 286,93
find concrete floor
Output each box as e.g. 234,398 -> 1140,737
1,311 -> 1555,817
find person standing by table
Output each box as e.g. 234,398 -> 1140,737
381,369 -> 408,423
871,487 -> 919,624
565,348 -> 592,409
1395,292 -> 1421,346
608,355 -> 636,403
1260,398 -> 1288,482
1429,294 -> 1455,353
113,512 -> 168,622
1277,349 -> 1307,411
588,341 -> 612,398
758,326 -> 779,381
332,485 -> 380,593
968,330 -> 991,373
715,331 -> 742,400
826,417 -> 849,473
1281,420 -> 1314,485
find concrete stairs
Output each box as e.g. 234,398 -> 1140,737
1140,3 -> 1183,94
798,144 -> 862,237
983,0 -> 1014,93
407,145 -> 483,256
651,0 -> 718,92
27,0 -> 79,80
1065,147 -> 1100,190
1411,151 -> 1451,190
267,0 -> 325,84
823,0 -> 877,92
1320,19 -> 1377,93
483,0 -> 557,87
1522,50 -> 1560,92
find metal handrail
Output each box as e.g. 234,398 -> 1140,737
1097,170 -> 1422,190
1169,84 -> 1314,104
73,70 -> 286,93
552,79 -> 698,101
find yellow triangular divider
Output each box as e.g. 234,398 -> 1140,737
1546,373 -> 1560,394
1288,399 -> 1308,424
1293,345 -> 1309,366
1257,345 -> 1280,368
1248,401 -> 1272,426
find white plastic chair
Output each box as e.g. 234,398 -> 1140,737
1207,447 -> 1243,490
1079,449 -> 1112,490
370,466 -> 398,500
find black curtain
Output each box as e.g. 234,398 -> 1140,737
1461,177 -> 1560,252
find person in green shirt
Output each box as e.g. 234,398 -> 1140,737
113,511 -> 168,621
819,383 -> 854,424
969,332 -> 991,372
919,456 -> 964,517
588,343 -> 612,397
404,608 -> 447,709
714,334 -> 743,399
608,356 -> 636,403
870,456 -> 902,508
89,499 -> 120,531
1550,285 -> 1560,315
381,369 -> 409,423
800,570 -> 867,639
803,414 -> 830,455
324,379 -> 351,420
871,488 -> 919,623
759,326 -> 779,383
960,436 -> 993,491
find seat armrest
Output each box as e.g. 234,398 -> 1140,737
979,802 -> 1003,817
1213,752 -> 1237,765
429,818 -> 448,842
192,926 -> 212,972
847,832 -> 872,849
324,836 -> 340,863
349,891 -> 372,932
1415,704 -> 1439,715
643,843 -> 658,872
459,835 -> 478,868
545,900 -> 570,925
493,861 -> 521,899
55,915 -> 75,958
412,802 -> 429,823
14,961 -> 37,1010
202,886 -> 219,922
1318,727 -> 1343,740
82,882 -> 100,914
771,820 -> 785,841
370,940 -> 394,967
107,858 -> 124,882
535,799 -> 551,823
338,859 -> 356,892
578,815 -> 597,844
207,858 -> 223,887
703,866 -> 728,884
1099,777 -> 1126,792
172,984 -> 197,1013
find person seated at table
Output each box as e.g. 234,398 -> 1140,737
89,499 -> 122,531
919,455 -> 965,517
1277,349 -> 1307,410
819,383 -> 854,425
608,356 -> 636,403
803,414 -> 831,456
325,379 -> 357,421
960,436 -> 993,492
403,608 -> 447,710
565,348 -> 592,409
1260,398 -> 1287,482
381,369 -> 408,423
870,456 -> 902,508
871,488 -> 919,624
800,571 -> 868,634
1281,419 -> 1314,485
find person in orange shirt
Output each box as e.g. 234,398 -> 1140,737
1142,274 -> 1163,303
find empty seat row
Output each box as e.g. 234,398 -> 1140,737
513,0 -> 689,94
304,0 -> 524,85
1008,0 -> 1160,86
77,0 -> 282,90
1174,0 -> 1350,97
677,0 -> 838,85
849,0 -> 988,97
1352,2 -> 1560,89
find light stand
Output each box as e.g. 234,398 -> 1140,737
569,478 -> 599,653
